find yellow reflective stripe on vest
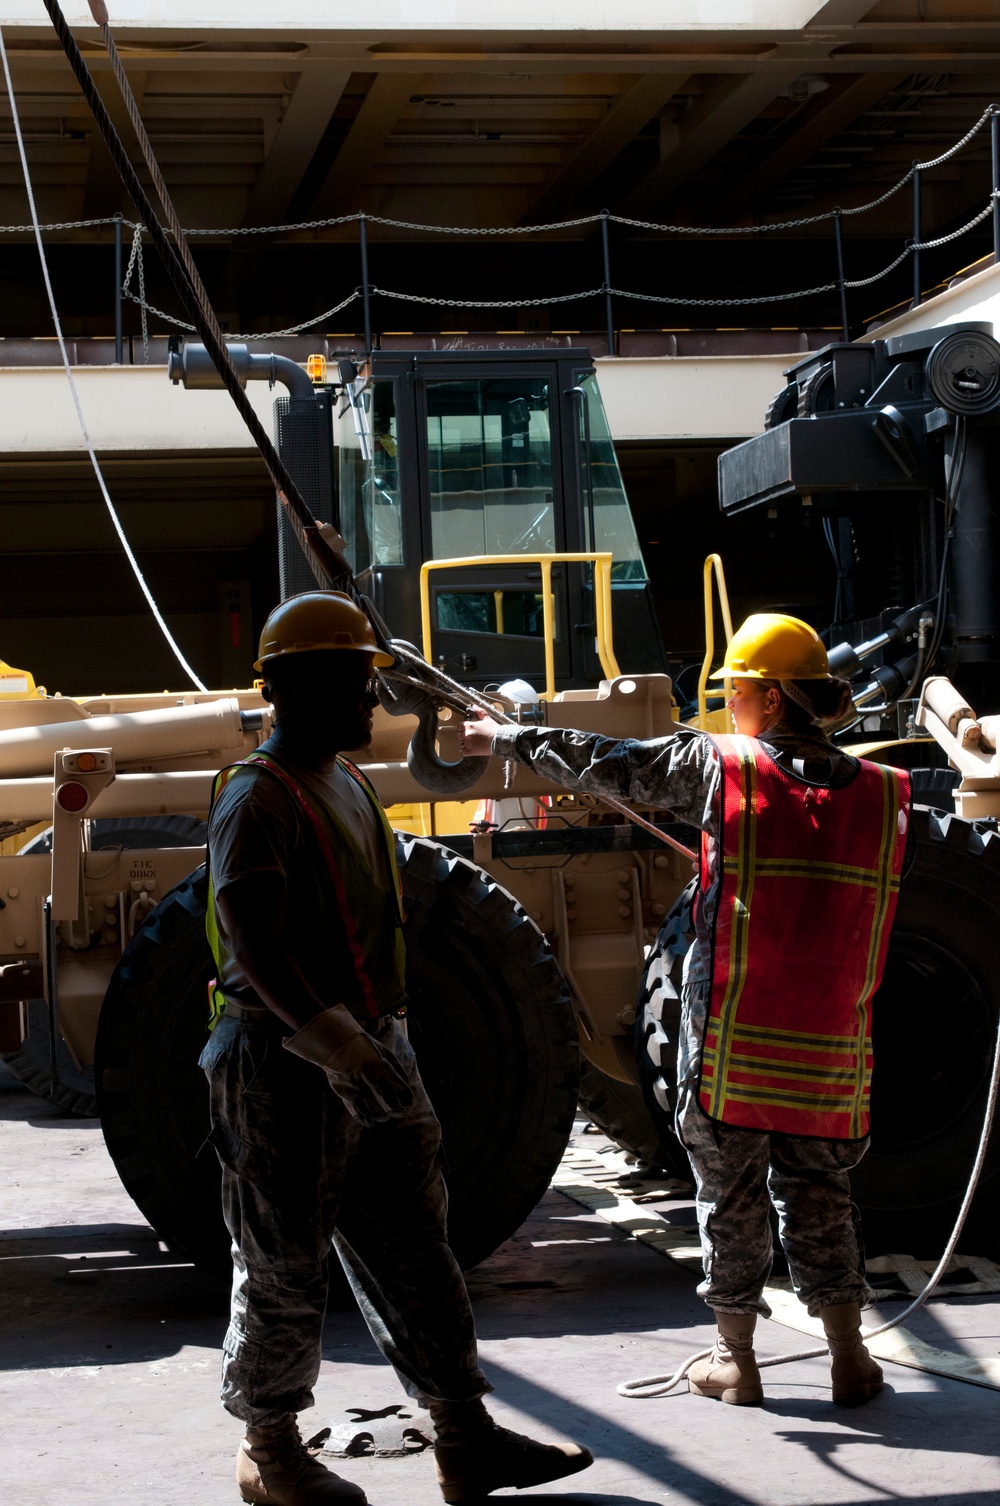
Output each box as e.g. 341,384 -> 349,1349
204,762 -> 244,1030
707,735 -> 757,1121
721,855 -> 900,890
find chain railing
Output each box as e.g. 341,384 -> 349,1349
5,104 -> 998,356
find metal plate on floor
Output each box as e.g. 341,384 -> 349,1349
317,1405 -> 433,1458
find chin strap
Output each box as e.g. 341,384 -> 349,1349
779,679 -> 819,717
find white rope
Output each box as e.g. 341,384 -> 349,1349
618,973 -> 1000,1397
0,26 -> 208,695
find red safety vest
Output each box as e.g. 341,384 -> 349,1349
698,734 -> 910,1140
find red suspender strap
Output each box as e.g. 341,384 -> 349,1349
237,753 -> 381,1020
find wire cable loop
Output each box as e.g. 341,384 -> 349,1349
618,981 -> 1000,1397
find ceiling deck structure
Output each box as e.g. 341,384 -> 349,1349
0,1 -> 997,338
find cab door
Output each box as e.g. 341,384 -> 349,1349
414,364 -> 575,692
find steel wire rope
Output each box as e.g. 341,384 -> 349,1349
388,646 -> 698,862
0,23 -> 208,694
41,0 -> 349,599
618,977 -> 1000,1397
39,1 -> 695,865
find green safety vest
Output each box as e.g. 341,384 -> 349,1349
204,749 -> 406,1031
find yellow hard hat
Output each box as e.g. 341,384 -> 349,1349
255,591 -> 394,671
709,613 -> 829,681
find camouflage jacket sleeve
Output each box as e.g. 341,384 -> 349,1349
491,724 -> 721,837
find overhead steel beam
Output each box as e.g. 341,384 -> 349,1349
308,73 -> 419,217
241,69 -> 352,228
525,73 -> 691,223
614,69 -> 804,220
715,72 -> 901,220
81,68 -> 146,219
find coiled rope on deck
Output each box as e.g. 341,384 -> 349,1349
618,991 -> 1000,1397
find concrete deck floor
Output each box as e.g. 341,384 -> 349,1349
3,1063 -> 999,1506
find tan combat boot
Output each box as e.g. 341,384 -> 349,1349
429,1398 -> 593,1504
236,1415 -> 367,1505
687,1311 -> 764,1405
820,1301 -> 884,1407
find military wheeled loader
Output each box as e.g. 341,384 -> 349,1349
1,328 -> 998,1279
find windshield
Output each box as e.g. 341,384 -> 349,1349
425,378 -> 556,560
579,372 -> 646,583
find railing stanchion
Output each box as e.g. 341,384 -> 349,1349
113,212 -> 123,363
833,209 -> 849,343
359,213 -> 373,356
991,108 -> 1000,267
600,208 -> 615,356
911,164 -> 922,309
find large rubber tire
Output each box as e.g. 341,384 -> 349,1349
1,1002 -> 98,1118
96,837 -> 580,1277
577,1060 -> 689,1179
2,815 -> 209,1117
631,808 -> 1000,1257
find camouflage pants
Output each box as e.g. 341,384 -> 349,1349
200,1015 -> 489,1426
675,1085 -> 872,1318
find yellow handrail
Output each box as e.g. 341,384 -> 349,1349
419,552 -> 621,701
696,553 -> 735,729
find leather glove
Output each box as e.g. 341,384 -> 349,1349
283,1006 -> 414,1127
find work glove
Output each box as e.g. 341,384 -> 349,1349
283,1006 -> 414,1127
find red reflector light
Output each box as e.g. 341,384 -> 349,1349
56,781 -> 89,813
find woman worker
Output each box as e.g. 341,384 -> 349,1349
460,613 -> 910,1409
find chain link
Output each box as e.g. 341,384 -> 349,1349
843,246 -> 913,291
367,211 -> 602,236
4,108 -> 996,243
1,107 -> 996,249
607,281 -> 838,307
371,285 -> 604,308
124,194 -> 993,326
184,211 -> 362,237
602,108 -> 999,236
100,108 -> 996,331
122,285 -> 361,341
913,196 -> 997,252
0,215 -> 123,232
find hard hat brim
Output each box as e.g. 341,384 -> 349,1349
708,665 -> 831,682
254,644 -> 395,672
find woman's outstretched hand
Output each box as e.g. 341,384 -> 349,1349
460,710 -> 503,757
